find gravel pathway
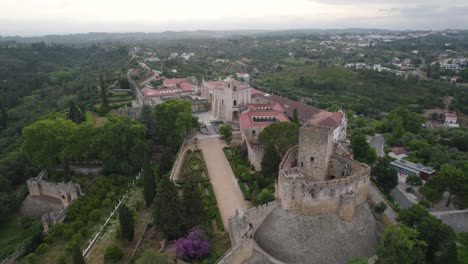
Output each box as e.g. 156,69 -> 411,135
198,138 -> 248,227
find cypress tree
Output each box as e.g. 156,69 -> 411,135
143,157 -> 155,208
99,72 -> 109,110
182,178 -> 205,229
292,108 -> 299,124
261,141 -> 281,178
159,148 -> 174,176
119,205 -> 135,242
72,244 -> 85,264
153,175 -> 182,239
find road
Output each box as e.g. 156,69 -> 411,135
391,187 -> 414,209
369,134 -> 385,158
198,137 -> 248,227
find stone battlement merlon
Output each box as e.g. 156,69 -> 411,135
301,122 -> 333,132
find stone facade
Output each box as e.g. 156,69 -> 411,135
202,77 -> 251,122
277,122 -> 370,222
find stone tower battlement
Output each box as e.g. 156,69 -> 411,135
276,122 -> 371,222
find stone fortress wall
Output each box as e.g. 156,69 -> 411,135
276,123 -> 371,222
27,170 -> 82,208
26,170 -> 82,232
219,202 -> 281,264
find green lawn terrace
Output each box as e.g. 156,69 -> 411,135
177,149 -> 208,183
176,148 -> 224,233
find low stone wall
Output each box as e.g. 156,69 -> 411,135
216,239 -> 254,264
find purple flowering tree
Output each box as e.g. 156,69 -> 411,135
175,228 -> 211,260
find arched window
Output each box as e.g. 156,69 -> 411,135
233,100 -> 237,106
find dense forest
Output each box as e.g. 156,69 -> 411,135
0,43 -> 129,222
254,65 -> 460,116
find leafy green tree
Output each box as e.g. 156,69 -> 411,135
0,106 -> 8,128
458,233 -> 468,264
219,125 -> 233,144
97,114 -> 149,175
143,157 -> 155,208
397,205 -> 458,263
68,100 -> 85,124
376,224 -> 427,264
104,244 -> 123,263
372,158 -> 398,194
383,107 -> 425,135
406,174 -> 423,192
258,122 -> 299,157
421,165 -> 468,208
22,115 -> 77,172
153,175 -> 183,239
72,244 -> 85,264
154,98 -> 199,151
351,133 -> 376,165
100,72 -> 109,111
261,141 -> 281,178
182,178 -> 205,229
119,204 -> 135,242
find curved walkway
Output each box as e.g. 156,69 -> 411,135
198,138 -> 248,227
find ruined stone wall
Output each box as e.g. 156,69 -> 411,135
27,176 -> 82,208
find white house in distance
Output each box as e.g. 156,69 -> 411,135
444,112 -> 459,128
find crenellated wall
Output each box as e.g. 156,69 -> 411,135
278,153 -> 371,222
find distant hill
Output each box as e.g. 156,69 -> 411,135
0,28 -> 425,44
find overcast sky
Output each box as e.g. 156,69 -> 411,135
1,0 -> 467,36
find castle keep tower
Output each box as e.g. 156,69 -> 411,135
297,124 -> 334,182
277,121 -> 371,222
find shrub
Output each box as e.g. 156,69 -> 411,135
24,253 -> 38,264
176,228 -> 210,260
57,255 -> 67,264
374,201 -> 388,214
35,243 -> 49,255
256,188 -> 275,205
419,199 -> 431,208
104,244 -> 124,263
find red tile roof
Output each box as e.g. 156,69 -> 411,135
163,78 -> 188,85
250,88 -> 266,97
391,147 -> 407,155
240,103 -> 290,129
252,94 -> 343,128
179,82 -> 193,91
445,112 -> 457,118
142,87 -> 182,97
